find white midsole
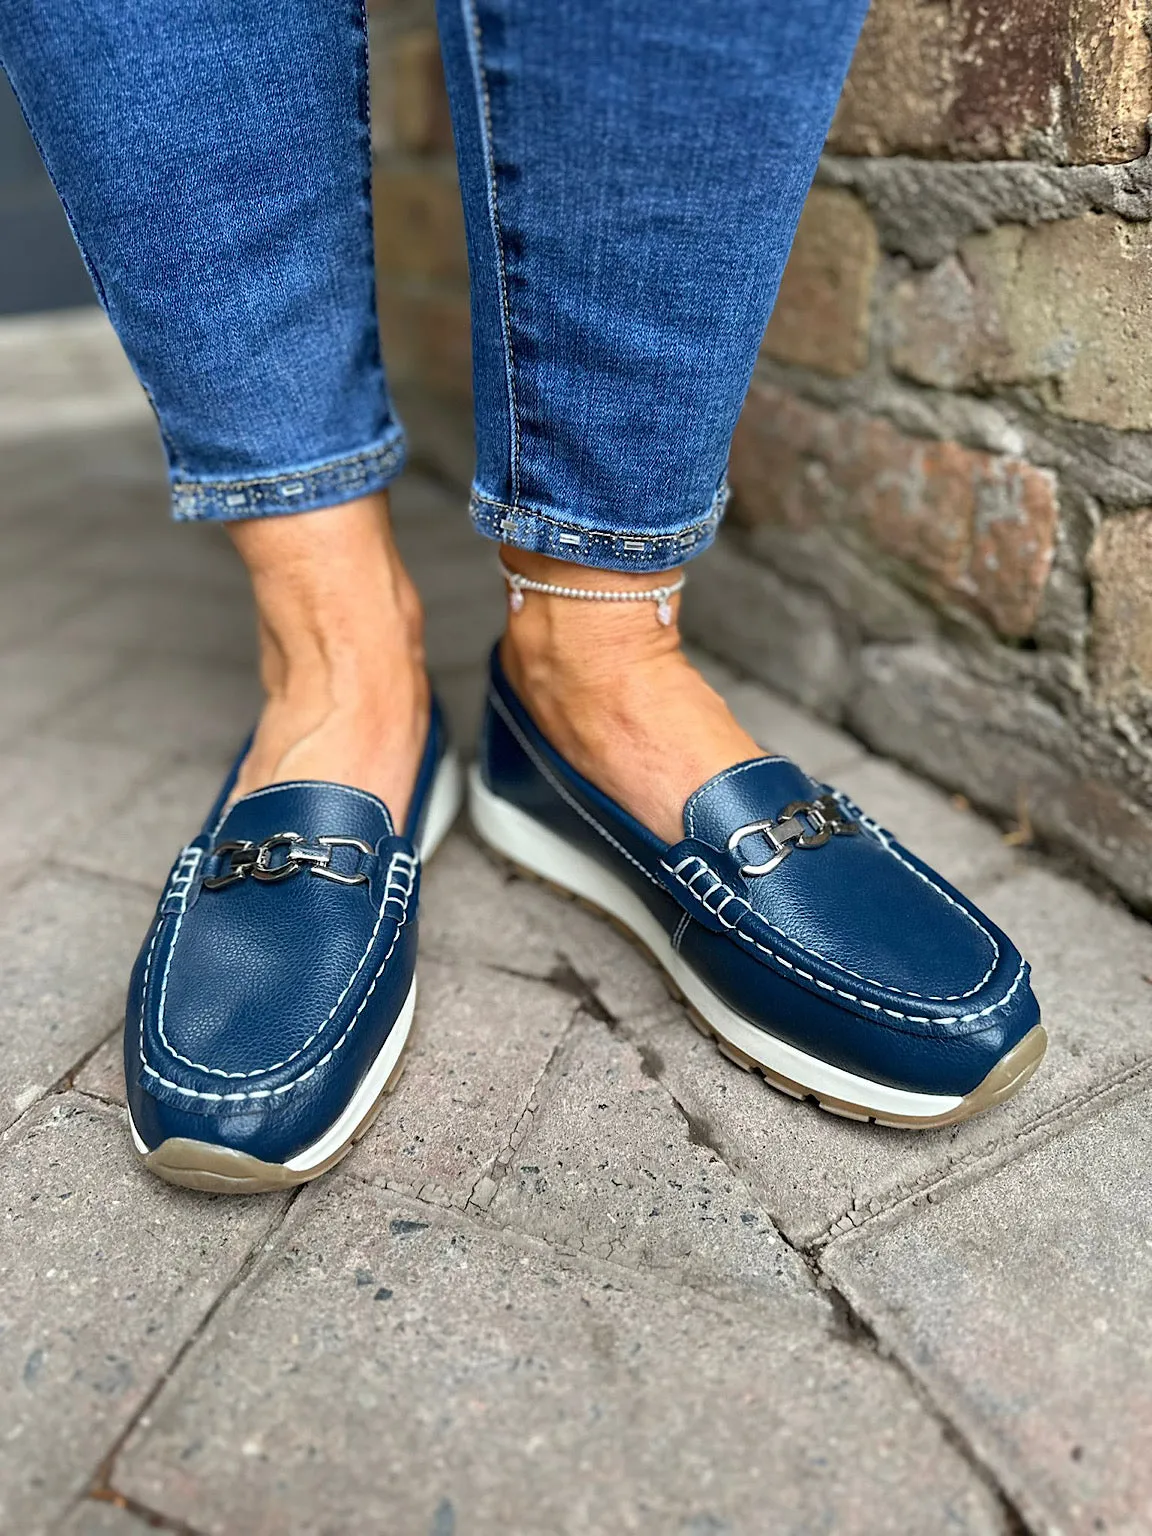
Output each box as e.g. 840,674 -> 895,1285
419,749 -> 464,862
131,751 -> 465,1169
285,978 -> 416,1169
129,978 -> 417,1171
467,765 -> 964,1120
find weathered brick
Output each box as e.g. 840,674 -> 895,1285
389,29 -> 454,155
1087,508 -> 1152,702
889,218 -> 1152,432
377,285 -> 472,400
373,166 -> 467,284
761,188 -> 878,377
887,255 -> 984,391
847,642 -> 1152,914
729,382 -> 1058,638
830,0 -> 1152,163
960,216 -> 1152,432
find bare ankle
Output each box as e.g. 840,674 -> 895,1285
499,548 -> 685,713
226,495 -> 430,814
230,494 -> 426,687
496,549 -> 760,841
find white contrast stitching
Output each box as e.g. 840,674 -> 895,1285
680,790 -> 998,1001
825,790 -> 999,998
148,850 -> 416,1082
673,857 -> 750,931
463,0 -> 521,505
733,934 -> 1026,1027
659,855 -> 1023,1027
663,853 -> 997,1001
683,758 -> 790,838
140,890 -> 411,1102
671,910 -> 691,952
491,688 -> 1013,1025
488,689 -> 665,892
161,846 -> 204,915
209,780 -> 394,841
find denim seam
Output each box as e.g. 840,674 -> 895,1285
171,431 -> 405,521
353,0 -> 400,468
462,0 -> 522,504
471,480 -> 728,555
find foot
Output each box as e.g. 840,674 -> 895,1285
498,550 -> 762,843
124,492 -> 465,1196
227,495 -> 429,825
470,645 -> 1047,1128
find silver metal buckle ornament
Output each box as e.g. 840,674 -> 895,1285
726,795 -> 858,877
202,832 -> 374,890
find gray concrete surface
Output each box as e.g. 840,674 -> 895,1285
1,312 -> 1150,1535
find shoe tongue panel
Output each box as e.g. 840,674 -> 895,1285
162,782 -> 402,1082
680,756 -> 995,1000
682,758 -> 820,847
211,781 -> 395,847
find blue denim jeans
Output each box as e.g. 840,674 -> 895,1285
1,0 -> 868,571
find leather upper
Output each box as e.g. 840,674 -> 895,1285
125,704 -> 447,1161
480,650 -> 1040,1097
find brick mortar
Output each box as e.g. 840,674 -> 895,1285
366,8 -> 1152,913
712,136 -> 1152,911
819,139 -> 1152,266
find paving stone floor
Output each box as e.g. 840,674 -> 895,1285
2,318 -> 1151,1536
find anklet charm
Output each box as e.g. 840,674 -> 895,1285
499,560 -> 685,626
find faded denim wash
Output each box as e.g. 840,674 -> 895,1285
1,0 -> 869,568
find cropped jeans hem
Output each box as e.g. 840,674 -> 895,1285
470,480 -> 730,573
170,426 -> 406,524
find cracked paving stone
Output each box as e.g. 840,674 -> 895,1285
66,753 -> 238,892
487,1017 -> 811,1299
114,1177 -> 1007,1536
73,1032 -> 127,1108
629,863 -> 1152,1249
55,1500 -> 160,1535
345,957 -> 574,1207
821,1085 -> 1152,1536
0,871 -> 154,1134
50,656 -> 260,759
420,834 -> 670,1022
0,1094 -> 285,1536
0,737 -> 161,881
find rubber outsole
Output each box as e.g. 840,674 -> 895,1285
135,1047 -> 408,1194
131,750 -> 465,1194
467,766 -> 1046,1131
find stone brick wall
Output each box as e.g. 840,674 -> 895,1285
368,0 -> 1152,913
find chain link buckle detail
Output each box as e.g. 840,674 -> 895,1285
202,832 -> 374,890
726,795 -> 859,877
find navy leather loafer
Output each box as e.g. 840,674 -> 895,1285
470,652 -> 1046,1128
125,703 -> 462,1192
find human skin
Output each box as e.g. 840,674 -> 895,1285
227,500 -> 760,842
